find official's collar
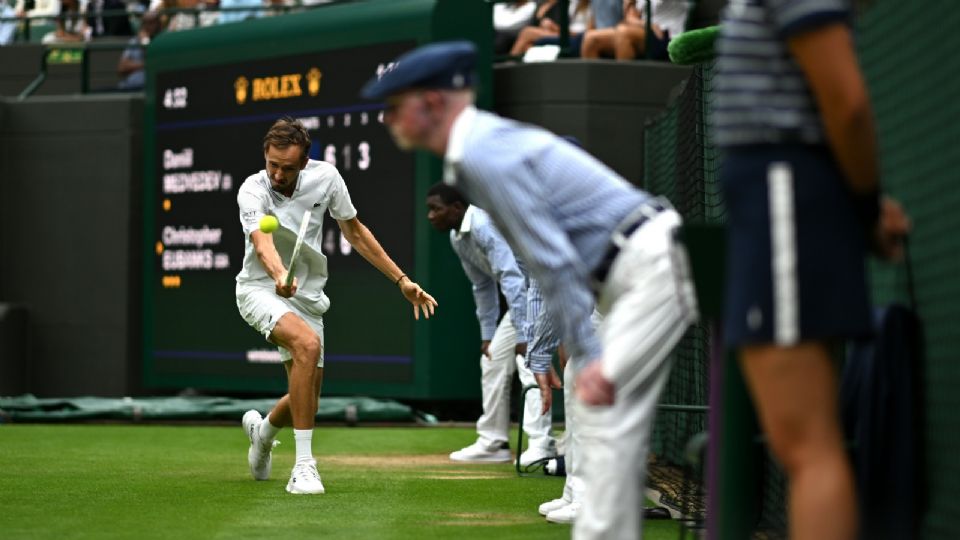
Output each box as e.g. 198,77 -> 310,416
443,105 -> 478,185
455,204 -> 478,239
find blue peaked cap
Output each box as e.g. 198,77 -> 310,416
361,40 -> 478,100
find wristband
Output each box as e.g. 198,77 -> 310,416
395,274 -> 408,285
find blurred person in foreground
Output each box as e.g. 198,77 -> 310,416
714,1 -> 910,538
362,41 -> 697,539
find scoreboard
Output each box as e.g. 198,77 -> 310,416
142,0 -> 492,397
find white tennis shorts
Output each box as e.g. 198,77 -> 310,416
235,284 -> 325,367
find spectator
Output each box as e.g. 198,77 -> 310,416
260,0 -> 290,17
85,0 -> 133,38
117,9 -> 160,90
1,0 -> 17,45
164,0 -> 197,30
493,0 -> 536,55
611,0 -> 689,60
580,0 -> 630,58
218,0 -> 261,24
509,0 -> 591,58
41,0 -> 87,44
198,0 -> 217,26
14,0 -> 60,19
581,0 -> 688,59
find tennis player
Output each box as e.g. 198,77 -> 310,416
235,117 -> 437,494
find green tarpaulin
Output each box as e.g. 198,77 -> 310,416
0,394 -> 435,424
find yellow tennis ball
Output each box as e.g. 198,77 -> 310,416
259,215 -> 279,234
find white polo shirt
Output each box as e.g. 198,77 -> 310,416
235,159 -> 357,312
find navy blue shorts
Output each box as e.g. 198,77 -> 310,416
721,144 -> 873,347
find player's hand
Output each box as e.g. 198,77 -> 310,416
399,279 -> 437,320
276,275 -> 297,298
534,366 -> 563,415
557,344 -> 568,371
872,196 -> 911,262
576,359 -> 615,406
514,342 -> 528,357
480,340 -> 491,358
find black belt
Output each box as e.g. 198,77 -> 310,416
591,200 -> 668,286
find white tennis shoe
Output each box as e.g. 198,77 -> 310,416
242,409 -> 276,481
449,440 -> 511,463
538,496 -> 571,516
286,460 -> 325,494
546,501 -> 580,524
519,445 -> 557,467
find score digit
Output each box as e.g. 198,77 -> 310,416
358,142 -> 371,171
324,144 -> 336,166
163,87 -> 189,110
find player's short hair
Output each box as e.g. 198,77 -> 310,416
263,117 -> 311,157
427,182 -> 468,207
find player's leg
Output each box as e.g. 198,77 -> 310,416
739,343 -> 857,540
236,287 -> 298,481
452,314 -> 515,462
260,363 -> 324,429
271,312 -> 325,494
269,312 -> 322,429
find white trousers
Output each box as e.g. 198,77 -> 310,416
574,209 -> 698,540
477,311 -> 554,449
562,359 -> 585,503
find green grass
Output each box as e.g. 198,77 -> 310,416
0,425 -> 680,539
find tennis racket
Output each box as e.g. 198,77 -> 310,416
284,209 -> 311,288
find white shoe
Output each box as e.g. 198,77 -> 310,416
286,460 -> 325,494
242,410 -> 276,481
519,445 -> 557,467
538,496 -> 570,516
546,502 -> 580,524
449,440 -> 512,463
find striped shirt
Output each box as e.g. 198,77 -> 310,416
445,106 -> 651,362
525,277 -> 560,373
714,0 -> 851,147
450,205 -> 529,342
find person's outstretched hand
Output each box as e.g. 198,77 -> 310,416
400,279 -> 438,320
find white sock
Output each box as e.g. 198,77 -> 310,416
294,429 -> 313,465
259,414 -> 281,443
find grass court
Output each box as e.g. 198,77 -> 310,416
0,424 -> 680,539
